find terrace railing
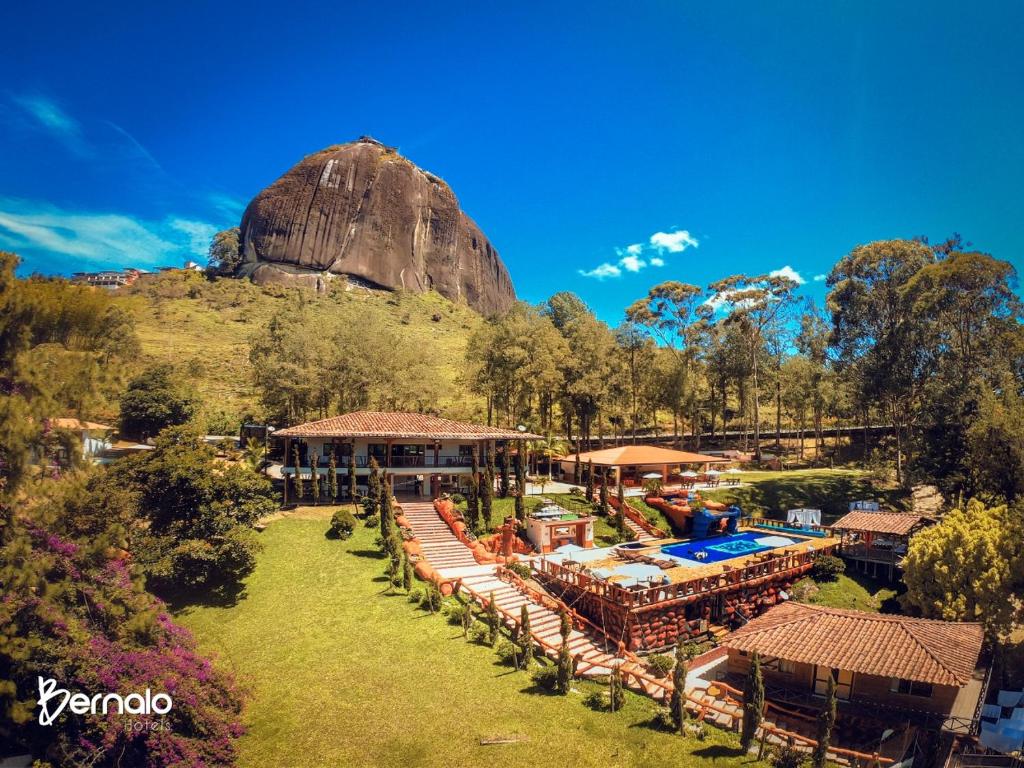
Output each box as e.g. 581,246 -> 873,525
538,545 -> 828,609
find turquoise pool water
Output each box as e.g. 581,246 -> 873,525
661,531 -> 796,564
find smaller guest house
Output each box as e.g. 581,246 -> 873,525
722,603 -> 985,724
831,511 -> 934,580
274,411 -> 540,501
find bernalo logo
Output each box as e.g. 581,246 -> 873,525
37,676 -> 173,726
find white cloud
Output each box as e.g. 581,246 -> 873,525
170,218 -> 218,258
619,254 -> 646,272
12,94 -> 89,156
649,256 -> 665,267
813,273 -> 826,282
0,198 -> 220,271
649,229 -> 699,253
769,265 -> 806,285
578,262 -> 622,280
625,243 -> 643,256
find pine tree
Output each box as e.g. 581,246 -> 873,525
481,443 -> 494,532
573,447 -> 582,485
585,459 -> 594,502
514,443 -> 525,489
467,447 -> 480,530
812,674 -> 837,768
402,551 -> 414,592
292,443 -> 304,501
520,603 -> 534,669
486,591 -> 500,646
670,639 -> 691,734
514,484 -> 525,522
328,452 -> 338,502
741,651 -> 765,751
499,445 -> 510,498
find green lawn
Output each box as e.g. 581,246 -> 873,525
703,469 -> 909,523
175,512 -> 760,768
790,573 -> 901,613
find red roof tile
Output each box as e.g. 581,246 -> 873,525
560,445 -> 729,466
274,411 -> 542,440
831,511 -> 931,536
722,602 -> 983,687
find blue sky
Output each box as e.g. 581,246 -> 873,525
2,1 -> 1022,324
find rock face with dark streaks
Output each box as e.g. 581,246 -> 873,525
237,137 -> 515,315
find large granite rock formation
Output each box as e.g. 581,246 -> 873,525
238,137 -> 515,315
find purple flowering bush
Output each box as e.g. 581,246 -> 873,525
0,509 -> 246,766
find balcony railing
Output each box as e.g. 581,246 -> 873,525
288,455 -> 475,470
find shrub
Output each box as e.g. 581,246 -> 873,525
651,707 -> 676,731
364,513 -> 379,529
468,620 -> 490,645
583,689 -> 605,710
444,602 -> 471,627
771,744 -> 808,768
646,654 -> 674,678
531,664 -> 560,692
328,509 -> 357,539
569,486 -> 584,496
407,587 -> 424,604
449,493 -> 466,505
506,562 -> 532,580
494,638 -> 519,666
811,554 -> 846,582
420,582 -> 442,612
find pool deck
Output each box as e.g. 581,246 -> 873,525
547,525 -> 841,587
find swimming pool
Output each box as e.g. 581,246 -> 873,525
660,531 -> 797,564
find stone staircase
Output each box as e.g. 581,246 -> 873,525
400,501 -> 479,574
621,511 -> 659,542
399,499 -> 670,698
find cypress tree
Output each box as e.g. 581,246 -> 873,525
292,443 -> 304,501
486,592 -> 500,646
599,467 -> 610,517
367,458 -> 381,518
498,445 -> 510,498
812,674 -> 837,768
461,599 -> 473,638
514,485 -> 525,522
609,664 -> 625,712
328,452 -> 338,502
379,476 -> 394,548
670,639 -> 690,734
481,443 -> 494,532
467,447 -> 480,530
347,450 -> 357,502
520,603 -> 533,669
514,443 -> 525,489
310,452 -> 320,505
573,447 -> 582,486
402,551 -> 414,592
741,651 -> 765,751
585,459 -> 594,502
556,610 -> 574,695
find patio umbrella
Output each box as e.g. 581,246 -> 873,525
681,470 -> 698,478
642,472 -> 663,479
725,467 -> 742,474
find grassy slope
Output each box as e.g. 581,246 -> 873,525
114,271 -> 485,421
704,469 -> 909,523
176,513 -> 758,768
791,573 -> 901,613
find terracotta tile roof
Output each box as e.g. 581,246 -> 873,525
48,418 -> 114,431
722,602 -> 983,687
559,445 -> 729,466
831,511 -> 930,536
273,411 -> 542,440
